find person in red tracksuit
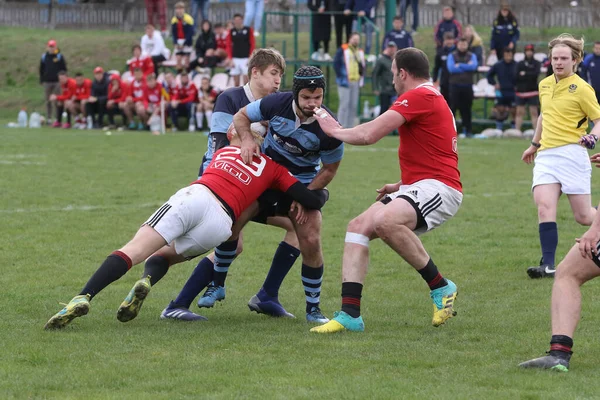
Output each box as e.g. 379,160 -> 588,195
136,73 -> 163,130
128,45 -> 155,77
50,71 -> 77,128
67,72 -> 92,128
107,75 -> 129,128
169,73 -> 197,131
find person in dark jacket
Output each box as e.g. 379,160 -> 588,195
190,20 -> 217,70
447,37 -> 478,137
515,44 -> 541,132
85,67 -> 110,129
580,41 -> 600,104
308,0 -> 332,60
344,0 -> 376,55
487,47 -> 517,130
381,16 -> 413,51
372,42 -> 397,114
171,1 -> 195,72
432,32 -> 455,105
490,2 -> 519,60
331,0 -> 353,49
434,6 -> 462,49
40,39 -> 67,123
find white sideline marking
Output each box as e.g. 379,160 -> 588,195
0,160 -> 46,165
0,202 -> 163,214
0,154 -> 46,165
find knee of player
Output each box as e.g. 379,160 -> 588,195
347,215 -> 373,236
298,232 -> 321,252
574,211 -> 594,226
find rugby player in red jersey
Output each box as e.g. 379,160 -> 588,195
44,124 -> 329,329
310,48 -> 463,333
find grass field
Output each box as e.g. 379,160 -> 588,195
3,126 -> 600,399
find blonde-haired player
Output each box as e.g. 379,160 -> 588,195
521,34 -> 600,279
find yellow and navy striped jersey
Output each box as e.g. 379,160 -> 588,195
539,73 -> 600,150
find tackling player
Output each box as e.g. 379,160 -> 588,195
308,48 -> 463,334
44,124 -> 329,329
521,34 -> 600,279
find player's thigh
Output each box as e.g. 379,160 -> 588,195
347,201 -> 386,239
567,194 -> 595,225
533,183 -> 561,210
556,242 -> 600,284
293,208 -> 322,248
267,215 -> 295,233
119,225 -> 169,266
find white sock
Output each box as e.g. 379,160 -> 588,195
196,112 -> 204,128
205,111 -> 212,128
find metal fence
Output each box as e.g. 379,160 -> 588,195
0,0 -> 598,31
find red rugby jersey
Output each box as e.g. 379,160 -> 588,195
131,78 -> 146,103
144,84 -> 162,107
389,82 -> 462,192
193,146 -> 298,219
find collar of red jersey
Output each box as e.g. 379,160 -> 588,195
415,82 -> 434,89
292,100 -> 316,127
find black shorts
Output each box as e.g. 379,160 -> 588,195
495,95 -> 515,107
252,189 -> 295,224
515,96 -> 540,107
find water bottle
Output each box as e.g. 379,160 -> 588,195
87,116 -> 93,130
29,112 -> 41,128
149,115 -> 161,134
362,100 -> 370,119
18,109 -> 28,127
188,114 -> 196,132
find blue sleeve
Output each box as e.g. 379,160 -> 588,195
210,91 -> 236,134
408,32 -> 414,48
446,54 -> 462,74
245,99 -> 265,122
321,142 -> 344,165
344,0 -> 353,10
382,32 -> 390,51
460,54 -> 478,71
171,22 -> 177,45
490,26 -> 497,49
365,0 -> 377,12
512,22 -> 520,43
333,48 -> 344,75
487,64 -> 497,85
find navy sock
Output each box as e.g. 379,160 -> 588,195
80,251 -> 132,299
302,263 -> 323,313
341,282 -> 363,318
173,257 -> 214,308
417,258 -> 447,290
213,240 -> 238,287
143,255 -> 170,286
539,222 -> 558,266
261,241 -> 300,298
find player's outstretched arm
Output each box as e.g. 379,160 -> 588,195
314,107 -> 403,145
285,183 -> 329,210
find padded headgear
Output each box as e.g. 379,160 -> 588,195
292,66 -> 326,104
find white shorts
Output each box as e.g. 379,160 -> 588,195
144,184 -> 233,258
230,57 -> 249,76
382,179 -> 463,235
532,144 -> 591,194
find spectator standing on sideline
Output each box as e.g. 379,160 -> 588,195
447,37 -> 478,137
334,32 -> 365,128
434,5 -> 461,50
344,0 -> 376,55
40,39 -> 67,124
145,0 -> 168,36
463,25 -> 484,66
382,16 -> 413,51
190,0 -> 210,30
50,71 -> 76,128
331,0 -> 353,49
432,32 -> 455,105
191,20 -> 218,71
308,0 -> 332,61
580,41 -> 600,105
227,14 -> 256,87
515,44 -> 541,132
86,67 -> 110,129
372,42 -> 397,114
487,47 -> 517,131
171,2 -> 195,73
398,0 -> 419,33
490,2 -> 519,60
141,24 -> 168,74
128,45 -> 155,77
244,0 -> 265,37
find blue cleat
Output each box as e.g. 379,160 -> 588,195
248,289 -> 294,318
430,279 -> 458,327
310,311 -> 364,333
160,301 -> 207,321
197,283 -> 226,308
306,306 -> 329,323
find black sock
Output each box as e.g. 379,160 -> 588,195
143,255 -> 170,286
550,335 -> 573,360
213,239 -> 238,287
67,112 -> 72,124
79,251 -> 132,299
341,282 -> 363,318
302,264 -> 323,313
57,105 -> 64,123
417,258 -> 448,290
539,222 -> 558,266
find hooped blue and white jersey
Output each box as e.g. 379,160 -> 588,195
199,84 -> 256,176
245,92 -> 344,184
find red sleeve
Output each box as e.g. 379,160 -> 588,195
57,79 -> 76,101
389,89 -> 431,123
77,80 -> 92,100
119,83 -> 130,102
128,59 -> 135,75
144,57 -> 155,75
249,28 -> 255,56
227,30 -> 233,59
180,84 -> 198,104
270,161 -> 298,192
133,84 -> 146,103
